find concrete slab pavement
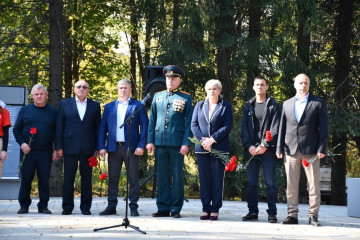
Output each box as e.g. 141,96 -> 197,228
0,197 -> 360,239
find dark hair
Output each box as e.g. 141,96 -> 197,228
254,76 -> 268,85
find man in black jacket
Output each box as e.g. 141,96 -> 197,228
241,76 -> 281,223
276,74 -> 328,227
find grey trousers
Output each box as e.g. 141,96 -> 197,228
107,144 -> 140,210
284,149 -> 321,218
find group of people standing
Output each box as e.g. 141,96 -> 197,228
4,65 -> 328,227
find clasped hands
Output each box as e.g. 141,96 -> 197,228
201,137 -> 216,152
249,145 -> 267,156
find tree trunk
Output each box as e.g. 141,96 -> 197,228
245,0 -> 261,100
48,0 -> 64,197
296,0 -> 311,72
129,0 -> 137,98
216,48 -> 231,101
331,0 -> 354,206
64,17 -> 72,98
296,0 -> 311,204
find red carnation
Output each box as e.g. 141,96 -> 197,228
100,172 -> 108,180
265,131 -> 272,142
302,159 -> 310,167
225,156 -> 237,172
88,156 -> 98,167
30,127 -> 37,135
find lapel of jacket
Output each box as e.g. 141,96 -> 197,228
210,100 -> 223,122
71,97 -> 82,121
82,99 -> 91,122
202,100 -> 210,123
202,99 -> 223,123
124,98 -> 135,123
299,94 -> 313,123
288,97 -> 297,123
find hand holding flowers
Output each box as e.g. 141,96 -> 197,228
17,127 -> 37,172
302,143 -> 341,168
243,131 -> 272,170
189,137 -> 237,172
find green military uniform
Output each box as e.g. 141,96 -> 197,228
147,88 -> 193,214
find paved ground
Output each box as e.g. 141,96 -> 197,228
1,197 -> 360,240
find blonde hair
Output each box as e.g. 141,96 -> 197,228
205,79 -> 223,100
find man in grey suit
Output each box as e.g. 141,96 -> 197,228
276,73 -> 328,227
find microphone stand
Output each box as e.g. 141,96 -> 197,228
94,101 -> 146,234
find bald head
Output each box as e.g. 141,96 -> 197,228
294,74 -> 310,96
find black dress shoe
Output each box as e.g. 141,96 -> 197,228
309,216 -> 321,227
62,210 -> 72,215
171,212 -> 181,218
268,213 -> 277,223
130,209 -> 139,216
81,210 -> 91,215
38,208 -> 52,214
99,208 -> 116,216
242,212 -> 258,221
17,208 -> 29,214
152,211 -> 170,217
281,216 -> 298,224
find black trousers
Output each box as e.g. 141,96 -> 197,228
62,152 -> 93,212
107,144 -> 139,211
18,149 -> 52,209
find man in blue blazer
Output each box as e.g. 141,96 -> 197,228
56,80 -> 101,215
277,74 -> 329,227
98,79 -> 148,216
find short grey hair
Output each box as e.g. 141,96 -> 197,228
31,84 -> 48,94
117,79 -> 132,88
205,79 -> 223,100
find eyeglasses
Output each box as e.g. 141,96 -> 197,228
76,85 -> 89,89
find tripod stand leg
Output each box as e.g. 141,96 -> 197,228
128,225 -> 146,234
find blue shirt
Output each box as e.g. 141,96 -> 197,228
294,93 -> 309,122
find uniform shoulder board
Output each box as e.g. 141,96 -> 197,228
180,91 -> 190,95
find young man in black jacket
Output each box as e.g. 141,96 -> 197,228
240,76 -> 281,223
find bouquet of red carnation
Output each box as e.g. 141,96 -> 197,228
189,137 -> 237,172
243,131 -> 272,170
17,127 -> 37,173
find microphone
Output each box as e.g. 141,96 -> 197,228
141,93 -> 151,104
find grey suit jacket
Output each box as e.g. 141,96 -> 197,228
276,94 -> 329,156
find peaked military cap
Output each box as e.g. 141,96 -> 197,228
163,65 -> 185,78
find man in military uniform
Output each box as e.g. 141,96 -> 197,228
146,65 -> 193,218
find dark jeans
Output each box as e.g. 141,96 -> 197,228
62,152 -> 93,212
107,144 -> 139,211
245,152 -> 278,215
18,149 -> 52,209
197,153 -> 225,213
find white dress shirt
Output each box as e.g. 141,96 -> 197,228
116,98 -> 130,142
75,96 -> 87,121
